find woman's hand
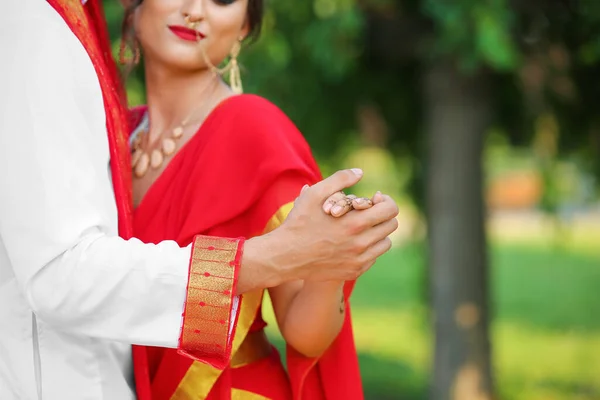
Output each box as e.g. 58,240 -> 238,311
321,189 -> 381,217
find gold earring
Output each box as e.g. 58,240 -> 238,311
228,40 -> 243,95
119,37 -> 141,66
200,38 -> 244,94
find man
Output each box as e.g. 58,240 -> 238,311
0,0 -> 398,399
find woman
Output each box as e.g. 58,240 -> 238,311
121,1 -> 372,399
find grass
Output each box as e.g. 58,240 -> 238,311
264,241 -> 600,400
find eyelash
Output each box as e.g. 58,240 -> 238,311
213,0 -> 237,5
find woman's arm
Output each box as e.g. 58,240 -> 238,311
269,280 -> 346,358
267,191 -> 381,357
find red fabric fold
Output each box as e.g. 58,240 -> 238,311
130,94 -> 363,399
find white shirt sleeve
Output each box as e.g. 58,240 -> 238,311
0,3 -> 189,348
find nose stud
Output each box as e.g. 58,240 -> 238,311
184,15 -> 199,30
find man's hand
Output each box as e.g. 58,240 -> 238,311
238,169 -> 399,293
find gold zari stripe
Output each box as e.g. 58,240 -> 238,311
172,203 -> 294,399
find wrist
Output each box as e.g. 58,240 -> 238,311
238,232 -> 289,293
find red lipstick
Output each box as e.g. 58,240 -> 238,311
168,25 -> 205,42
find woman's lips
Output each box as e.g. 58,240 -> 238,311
168,25 -> 205,42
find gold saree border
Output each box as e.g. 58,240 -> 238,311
263,202 -> 294,235
231,389 -> 271,400
171,203 -> 294,400
177,236 -> 243,366
171,290 -> 263,400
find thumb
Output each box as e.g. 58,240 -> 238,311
308,169 -> 363,202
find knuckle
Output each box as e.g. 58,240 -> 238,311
327,192 -> 343,202
358,252 -> 374,266
334,169 -> 351,182
352,238 -> 368,254
342,218 -> 361,235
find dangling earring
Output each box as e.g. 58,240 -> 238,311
201,37 -> 244,94
119,15 -> 141,67
228,40 -> 243,95
119,37 -> 141,66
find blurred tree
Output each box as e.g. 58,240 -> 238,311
357,2 -> 600,398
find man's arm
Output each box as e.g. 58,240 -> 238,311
0,12 -> 210,350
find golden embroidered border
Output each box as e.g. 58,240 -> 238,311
177,236 -> 242,364
172,203 -> 294,399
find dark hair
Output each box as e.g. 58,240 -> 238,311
245,0 -> 264,43
120,0 -> 265,68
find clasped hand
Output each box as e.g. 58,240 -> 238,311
275,169 -> 399,282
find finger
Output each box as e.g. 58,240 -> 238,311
346,259 -> 376,280
323,191 -> 346,214
357,260 -> 376,277
352,197 -> 374,210
359,218 -> 398,248
359,237 -> 393,269
332,195 -> 356,217
372,191 -> 384,204
308,169 -> 363,203
347,194 -> 399,229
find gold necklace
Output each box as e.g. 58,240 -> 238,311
131,78 -> 217,178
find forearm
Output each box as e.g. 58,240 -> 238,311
27,231 -> 190,347
279,281 -> 346,358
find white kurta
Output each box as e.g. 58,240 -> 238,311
0,1 -> 195,398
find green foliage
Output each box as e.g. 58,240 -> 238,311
102,0 -> 600,199
422,0 -> 519,72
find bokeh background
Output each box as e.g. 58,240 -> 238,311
104,1 -> 600,399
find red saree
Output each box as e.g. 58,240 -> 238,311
131,94 -> 364,400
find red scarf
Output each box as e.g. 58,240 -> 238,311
47,0 -> 133,239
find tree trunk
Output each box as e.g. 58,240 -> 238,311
424,62 -> 494,400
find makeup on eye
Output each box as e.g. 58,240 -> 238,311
213,0 -> 238,5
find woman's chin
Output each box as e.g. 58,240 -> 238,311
149,54 -> 207,74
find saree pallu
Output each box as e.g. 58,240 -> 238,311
131,94 -> 364,400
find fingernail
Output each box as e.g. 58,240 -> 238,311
332,205 -> 343,215
354,198 -> 364,205
324,202 -> 333,213
301,184 -> 309,193
351,168 -> 363,176
376,190 -> 381,195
